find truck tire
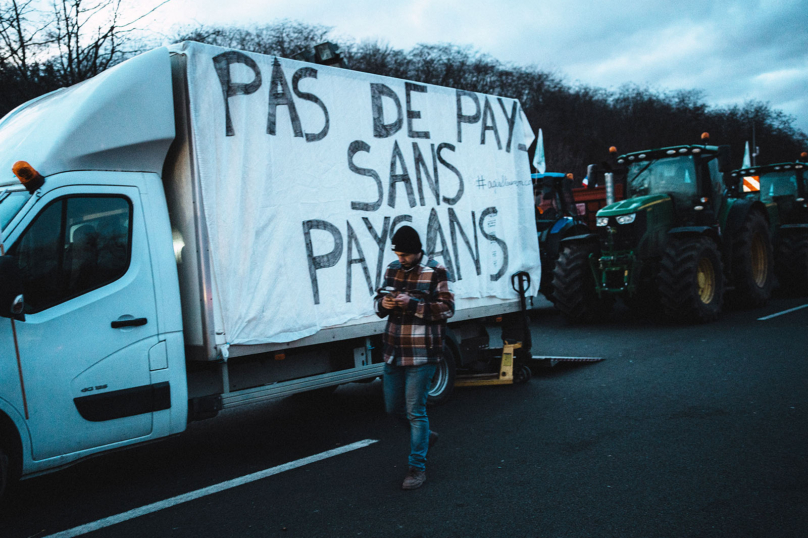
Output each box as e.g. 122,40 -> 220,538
427,343 -> 456,407
551,243 -> 612,322
658,236 -> 724,322
0,448 -> 7,502
0,420 -> 21,509
775,234 -> 808,295
0,444 -> 12,509
730,210 -> 773,307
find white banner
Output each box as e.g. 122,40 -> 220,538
176,42 -> 539,344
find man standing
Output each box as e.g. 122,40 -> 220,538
375,225 -> 454,490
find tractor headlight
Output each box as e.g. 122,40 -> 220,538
596,217 -> 609,227
616,213 -> 636,225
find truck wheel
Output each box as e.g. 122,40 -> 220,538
0,444 -> 14,508
775,234 -> 808,295
730,210 -> 773,307
427,343 -> 456,407
658,237 -> 724,322
0,447 -> 7,504
551,243 -> 611,322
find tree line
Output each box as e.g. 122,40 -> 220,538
1,8 -> 805,181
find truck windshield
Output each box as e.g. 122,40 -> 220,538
0,189 -> 31,233
628,156 -> 697,204
759,171 -> 798,203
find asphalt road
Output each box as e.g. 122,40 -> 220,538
4,297 -> 808,538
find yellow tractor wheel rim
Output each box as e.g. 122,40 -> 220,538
697,257 -> 716,304
750,233 -> 768,287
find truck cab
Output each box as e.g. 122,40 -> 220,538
0,47 -> 189,493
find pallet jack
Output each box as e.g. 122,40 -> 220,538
454,272 -> 535,387
454,271 -> 603,388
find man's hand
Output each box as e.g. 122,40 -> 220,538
394,293 -> 411,309
381,295 -> 397,310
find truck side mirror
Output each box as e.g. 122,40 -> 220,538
0,255 -> 24,321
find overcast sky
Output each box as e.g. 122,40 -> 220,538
149,0 -> 808,136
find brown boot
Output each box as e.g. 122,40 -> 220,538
402,467 -> 426,490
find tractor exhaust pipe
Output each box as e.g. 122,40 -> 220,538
605,172 -> 615,205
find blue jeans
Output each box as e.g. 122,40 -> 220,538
383,362 -> 437,471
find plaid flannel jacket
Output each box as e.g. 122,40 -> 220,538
374,256 -> 455,366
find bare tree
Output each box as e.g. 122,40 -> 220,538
172,20 -> 332,58
1,1 -> 31,74
0,0 -> 170,115
47,0 -> 170,85
2,11 -> 804,171
0,0 -> 53,110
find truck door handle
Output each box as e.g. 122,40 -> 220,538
111,318 -> 148,329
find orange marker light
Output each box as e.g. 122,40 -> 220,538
701,132 -> 710,141
12,161 -> 44,193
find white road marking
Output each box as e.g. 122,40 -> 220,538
43,439 -> 379,538
757,304 -> 808,321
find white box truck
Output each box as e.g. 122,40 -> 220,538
0,42 -> 540,500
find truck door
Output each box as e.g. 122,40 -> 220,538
5,185 -> 165,461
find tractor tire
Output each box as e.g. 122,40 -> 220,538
427,343 -> 456,407
539,260 -> 556,302
775,234 -> 808,296
658,236 -> 724,323
551,243 -> 612,323
730,210 -> 773,307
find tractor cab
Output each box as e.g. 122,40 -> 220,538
532,172 -> 580,230
612,142 -> 729,227
729,160 -> 808,226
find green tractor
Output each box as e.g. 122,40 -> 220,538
728,154 -> 808,294
551,134 -> 774,323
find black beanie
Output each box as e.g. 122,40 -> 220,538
391,225 -> 422,254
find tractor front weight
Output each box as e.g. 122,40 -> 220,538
591,250 -> 637,297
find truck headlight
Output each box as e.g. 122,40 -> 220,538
616,213 -> 636,225
596,217 -> 609,227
